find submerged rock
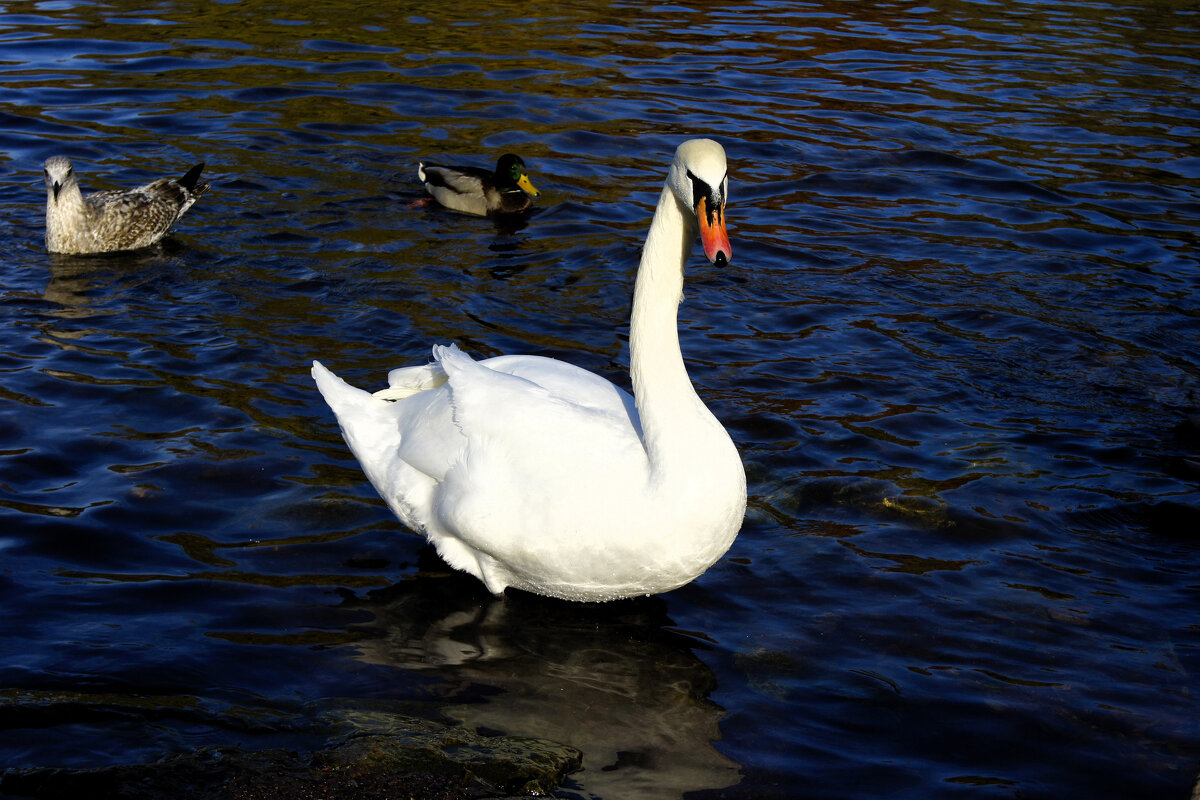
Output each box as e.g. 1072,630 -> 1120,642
317,709 -> 582,796
0,705 -> 580,800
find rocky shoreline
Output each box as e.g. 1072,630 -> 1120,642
0,705 -> 581,800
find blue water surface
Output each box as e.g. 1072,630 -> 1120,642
1,1 -> 1198,798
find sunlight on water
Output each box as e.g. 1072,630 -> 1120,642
0,1 -> 1198,798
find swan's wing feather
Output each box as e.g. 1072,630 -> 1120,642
436,346 -> 640,447
382,348 -> 645,523
391,384 -> 464,481
431,346 -> 649,549
480,354 -> 640,432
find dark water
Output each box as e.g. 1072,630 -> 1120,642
1,1 -> 1198,797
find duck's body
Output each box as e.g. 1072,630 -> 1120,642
43,156 -> 209,254
315,139 -> 744,601
417,153 -> 539,216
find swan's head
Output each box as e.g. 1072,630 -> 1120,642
43,156 -> 76,203
668,139 -> 731,267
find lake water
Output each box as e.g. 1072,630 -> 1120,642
1,1 -> 1198,797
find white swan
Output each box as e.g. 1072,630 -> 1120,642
312,139 -> 745,602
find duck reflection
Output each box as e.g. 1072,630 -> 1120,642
344,555 -> 740,799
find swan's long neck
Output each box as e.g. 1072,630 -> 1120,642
629,184 -> 716,477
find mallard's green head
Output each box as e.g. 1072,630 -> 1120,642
496,153 -> 539,197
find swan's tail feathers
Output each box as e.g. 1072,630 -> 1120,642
312,360 -> 438,535
312,360 -> 376,421
377,343 -> 473,396
311,360 -> 404,467
377,353 -> 449,400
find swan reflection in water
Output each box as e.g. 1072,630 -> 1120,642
343,560 -> 740,799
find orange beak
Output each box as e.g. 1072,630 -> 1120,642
696,195 -> 731,266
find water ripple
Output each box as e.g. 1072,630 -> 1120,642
0,1 -> 1197,798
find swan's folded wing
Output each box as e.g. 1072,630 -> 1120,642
480,353 -> 641,434
431,345 -> 651,557
435,345 -> 642,453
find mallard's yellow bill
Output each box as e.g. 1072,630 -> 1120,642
517,173 -> 539,197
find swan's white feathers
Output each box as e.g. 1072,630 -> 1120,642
311,360 -> 437,532
379,361 -> 447,399
432,346 -> 652,557
318,346 -> 649,506
315,346 -> 656,600
668,138 -> 729,205
477,354 -> 641,427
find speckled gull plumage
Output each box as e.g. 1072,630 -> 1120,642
43,156 -> 210,254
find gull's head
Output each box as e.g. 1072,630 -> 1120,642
43,156 -> 76,203
666,139 -> 731,267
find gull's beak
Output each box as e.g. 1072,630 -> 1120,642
52,181 -> 61,202
517,173 -> 540,197
696,194 -> 731,267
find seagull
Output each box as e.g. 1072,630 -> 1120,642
43,156 -> 210,254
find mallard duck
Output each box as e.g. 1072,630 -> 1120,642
417,153 -> 539,216
313,139 -> 744,602
43,156 -> 209,254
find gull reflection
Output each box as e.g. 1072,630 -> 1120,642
42,247 -> 182,313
